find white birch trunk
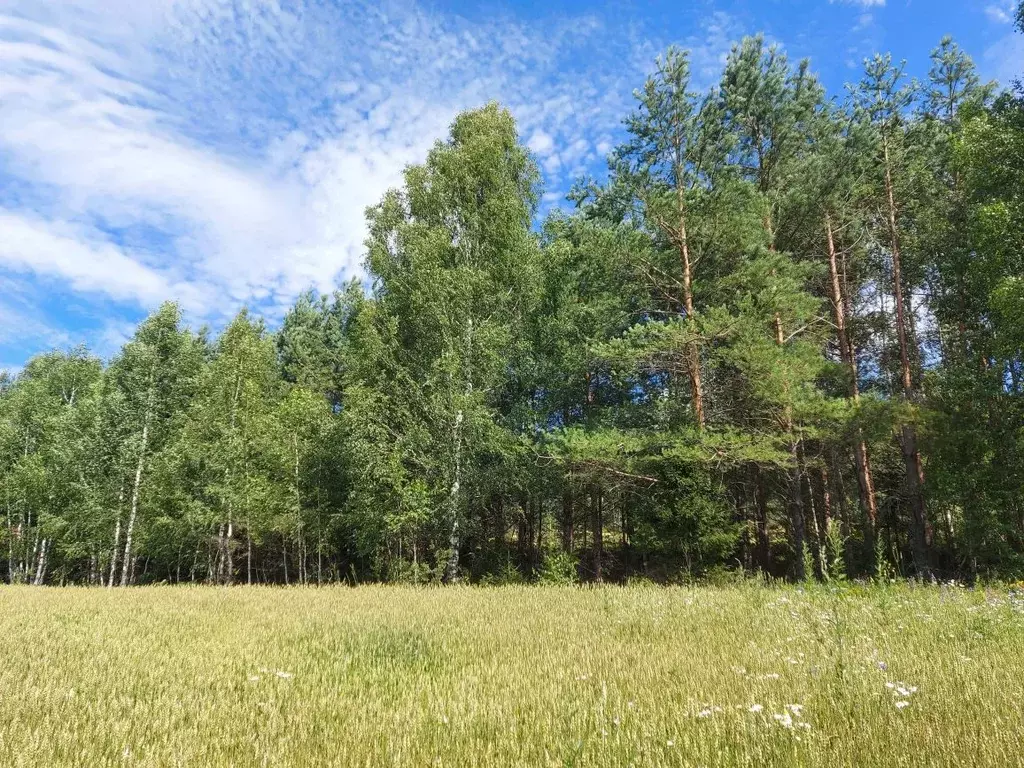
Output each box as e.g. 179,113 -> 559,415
5,490 -> 13,585
33,538 -> 48,586
108,482 -> 124,588
121,375 -> 155,587
444,317 -> 473,584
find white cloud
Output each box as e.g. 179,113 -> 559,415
0,212 -> 204,307
829,0 -> 885,7
0,0 -> 745,360
527,130 -> 555,156
94,319 -> 141,360
852,13 -> 874,32
0,298 -> 70,350
984,31 -> 1024,85
984,2 -> 1016,24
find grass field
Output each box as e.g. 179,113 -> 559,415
1,584 -> 1022,767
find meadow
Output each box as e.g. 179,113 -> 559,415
1,584 -> 1022,767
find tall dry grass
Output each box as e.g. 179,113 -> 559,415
0,583 -> 1021,766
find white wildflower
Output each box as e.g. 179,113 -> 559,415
275,670 -> 294,680
895,700 -> 910,710
749,704 -> 764,713
890,682 -> 917,697
697,708 -> 714,718
773,712 -> 794,729
786,704 -> 804,717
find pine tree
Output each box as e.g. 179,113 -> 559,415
852,55 -> 932,576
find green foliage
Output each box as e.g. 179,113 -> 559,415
1,34 -> 1022,585
536,548 -> 579,585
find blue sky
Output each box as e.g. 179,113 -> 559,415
0,0 -> 1020,371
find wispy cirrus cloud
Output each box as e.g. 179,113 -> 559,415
983,1 -> 1016,23
978,0 -> 1023,84
2,0 -> 747,361
829,0 -> 885,7
0,212 -> 198,305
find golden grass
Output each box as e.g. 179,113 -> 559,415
0,583 -> 1022,767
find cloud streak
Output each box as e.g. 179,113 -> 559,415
5,0 -> 737,346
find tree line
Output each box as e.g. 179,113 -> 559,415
2,27 -> 1023,585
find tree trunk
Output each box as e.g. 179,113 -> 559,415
591,485 -> 603,583
677,213 -> 705,430
517,496 -> 529,563
829,447 -> 856,577
802,460 -> 824,580
775,313 -> 806,581
444,317 -> 474,584
108,516 -> 121,588
28,533 -> 39,584
120,413 -> 151,587
787,446 -> 807,581
494,495 -> 506,551
523,495 -> 535,568
536,497 -> 543,556
752,465 -> 771,575
443,406 -> 464,584
882,140 -> 930,575
815,466 -> 834,576
292,434 -> 303,584
225,516 -> 234,585
214,522 -> 223,584
735,485 -> 752,572
33,538 -> 48,586
6,488 -> 13,585
826,215 -> 879,545
561,484 -> 574,553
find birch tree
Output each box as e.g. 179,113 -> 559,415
179,310 -> 281,585
356,103 -> 540,582
106,303 -> 202,585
